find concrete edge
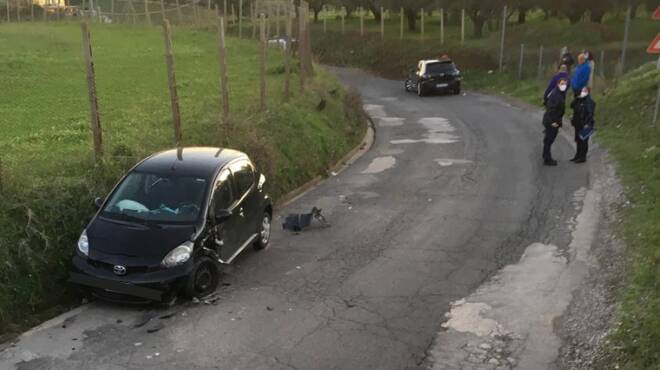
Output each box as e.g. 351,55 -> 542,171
274,113 -> 376,211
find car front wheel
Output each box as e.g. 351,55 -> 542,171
184,256 -> 219,299
417,83 -> 425,97
253,211 -> 271,250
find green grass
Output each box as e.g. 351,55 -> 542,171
0,22 -> 365,339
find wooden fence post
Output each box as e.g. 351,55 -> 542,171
251,4 -> 256,39
259,14 -> 267,111
284,11 -> 292,100
144,0 -> 151,25
217,16 -> 229,123
162,19 -> 183,146
238,0 -> 243,38
298,7 -> 305,92
81,22 -> 103,161
175,0 -> 181,23
599,50 -> 605,78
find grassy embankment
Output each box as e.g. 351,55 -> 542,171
0,22 -> 365,339
312,13 -> 659,369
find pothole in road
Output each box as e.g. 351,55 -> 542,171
362,156 -> 396,174
434,159 -> 473,167
390,117 -> 460,145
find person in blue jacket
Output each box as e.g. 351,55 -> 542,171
544,64 -> 570,105
542,78 -> 569,166
571,54 -> 592,97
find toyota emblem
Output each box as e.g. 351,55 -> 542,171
113,265 -> 127,276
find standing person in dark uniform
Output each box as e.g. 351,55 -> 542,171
560,46 -> 575,72
543,64 -> 570,105
542,78 -> 568,166
570,86 -> 596,163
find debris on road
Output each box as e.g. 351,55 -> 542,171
146,322 -> 165,334
282,207 -> 329,232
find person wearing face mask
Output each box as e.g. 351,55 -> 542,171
544,64 -> 570,105
570,87 -> 596,163
542,78 -> 568,166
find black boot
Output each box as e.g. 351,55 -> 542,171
544,159 -> 558,166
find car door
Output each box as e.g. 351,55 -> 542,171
209,169 -> 241,262
229,160 -> 259,249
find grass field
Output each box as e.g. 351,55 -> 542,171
0,21 -> 365,338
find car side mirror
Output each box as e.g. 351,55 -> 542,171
94,197 -> 104,209
214,209 -> 232,224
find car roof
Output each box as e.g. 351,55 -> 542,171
421,57 -> 453,64
134,147 -> 248,180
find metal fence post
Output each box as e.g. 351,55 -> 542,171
499,6 -> 507,72
599,50 -> 605,78
537,45 -> 544,80
620,6 -> 631,74
518,44 -> 525,79
461,8 -> 465,45
440,8 -> 444,45
420,8 -> 425,41
259,13 -> 267,110
653,56 -> 660,127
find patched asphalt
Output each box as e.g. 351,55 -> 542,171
1,68 -> 589,370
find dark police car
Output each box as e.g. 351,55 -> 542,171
69,147 -> 272,303
404,56 -> 462,96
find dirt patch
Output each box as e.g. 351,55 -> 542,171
554,148 -> 627,370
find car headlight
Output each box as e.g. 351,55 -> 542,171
77,230 -> 89,256
161,241 -> 193,268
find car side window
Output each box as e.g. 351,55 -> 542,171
230,161 -> 255,199
213,170 -> 234,212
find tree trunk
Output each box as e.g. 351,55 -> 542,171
517,7 -> 527,24
313,7 -> 320,22
367,4 -> 381,22
543,9 -> 550,20
590,9 -> 605,23
471,14 -> 486,38
566,11 -> 584,24
345,5 -> 355,18
405,7 -> 416,31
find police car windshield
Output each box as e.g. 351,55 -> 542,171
101,172 -> 208,224
426,62 -> 456,75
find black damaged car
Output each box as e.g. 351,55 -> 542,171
405,56 -> 462,96
69,147 -> 273,304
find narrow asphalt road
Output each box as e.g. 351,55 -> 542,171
1,68 -> 589,370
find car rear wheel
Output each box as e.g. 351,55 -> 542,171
253,212 -> 271,250
184,256 -> 219,299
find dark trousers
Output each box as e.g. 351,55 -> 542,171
574,128 -> 589,159
543,126 -> 559,161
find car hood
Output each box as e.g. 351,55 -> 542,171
87,217 -> 196,266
